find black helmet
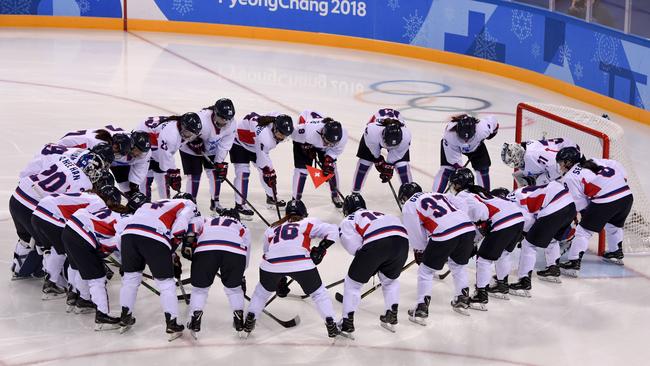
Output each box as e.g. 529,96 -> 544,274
342,193 -> 366,216
321,119 -> 343,146
382,123 -> 403,147
173,191 -> 196,203
98,185 -> 121,205
285,199 -> 308,218
213,98 -> 235,121
398,182 -> 422,203
490,187 -> 511,199
179,112 -> 202,140
127,192 -> 147,213
90,143 -> 115,166
454,114 -> 478,141
556,146 -> 582,168
273,114 -> 294,137
95,170 -> 115,189
111,133 -> 132,158
220,208 -> 240,222
130,131 -> 151,153
449,168 -> 475,191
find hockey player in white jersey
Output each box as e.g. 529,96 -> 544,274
446,169 -> 525,309
182,208 -> 251,339
291,110 -> 347,208
109,130 -> 152,196
338,193 -> 409,335
138,113 -> 203,201
432,114 -> 499,193
57,125 -> 131,158
352,108 -> 412,193
556,147 -> 633,272
117,193 -> 198,340
243,200 -> 341,338
19,143 -> 113,179
501,137 -> 577,186
229,112 -> 294,218
178,99 -> 236,212
398,182 -> 476,319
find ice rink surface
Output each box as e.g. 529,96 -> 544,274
1,28 -> 650,366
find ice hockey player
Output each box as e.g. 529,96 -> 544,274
182,208 -> 251,339
109,130 -> 152,196
556,147 -> 633,272
19,143 -> 113,179
338,193 -> 409,336
229,112 -> 294,218
116,192 -> 199,340
501,137 -> 577,186
446,169 -> 525,310
10,152 -> 105,279
432,114 -> 499,193
352,108 -> 412,193
398,182 -> 476,319
62,185 -> 132,330
291,110 -> 347,208
243,200 -> 340,338
58,125 -> 131,159
138,112 -> 203,201
178,98 -> 236,213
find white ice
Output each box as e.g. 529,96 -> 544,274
0,28 -> 649,366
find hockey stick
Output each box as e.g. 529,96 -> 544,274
335,259 -> 418,303
288,277 -> 346,300
387,180 -> 402,211
264,278 -> 295,306
177,277 -> 190,305
105,256 -> 161,296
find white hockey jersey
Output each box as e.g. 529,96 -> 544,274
441,116 -> 498,166
449,191 -> 525,232
362,112 -> 412,164
260,217 -> 338,273
137,117 -> 182,172
179,108 -> 236,163
191,216 -> 251,262
33,192 -> 106,228
560,158 -> 631,211
67,206 -> 123,253
19,144 -> 85,179
292,110 -> 348,160
507,181 -> 574,227
523,138 -> 577,184
234,112 -> 286,169
402,192 -> 474,249
13,155 -> 93,209
338,209 -> 408,255
116,198 -> 197,249
57,125 -> 124,149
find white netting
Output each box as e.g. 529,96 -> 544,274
518,102 -> 650,254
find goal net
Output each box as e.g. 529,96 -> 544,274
516,102 -> 650,255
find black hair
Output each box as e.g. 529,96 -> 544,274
579,159 -> 602,174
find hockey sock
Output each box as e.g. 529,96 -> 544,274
44,248 -> 66,284
352,159 -> 372,193
518,239 -> 537,278
448,259 -> 468,296
292,169 -> 308,200
77,278 -> 91,300
395,162 -> 412,185
154,173 -> 169,199
475,256 -> 493,288
120,272 -> 142,312
234,164 -> 250,205
432,166 -> 454,193
247,283 -> 273,318
545,241 -> 560,266
189,286 -> 209,314
475,169 -> 491,190
185,174 -> 201,197
378,272 -> 400,311
416,263 -> 437,303
604,223 -> 624,252
342,275 -> 364,316
495,251 -> 512,280
309,285 -> 336,321
224,285 -> 245,312
206,169 -> 222,201
569,225 -> 593,260
155,278 -> 178,318
88,277 -> 109,314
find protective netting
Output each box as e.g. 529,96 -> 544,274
517,102 -> 650,254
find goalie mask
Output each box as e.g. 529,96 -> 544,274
501,142 -> 525,169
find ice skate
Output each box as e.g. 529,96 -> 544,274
234,204 -> 254,220
408,296 -> 430,326
325,317 -> 341,339
379,304 -> 398,333
42,276 -> 66,300
451,288 -> 471,316
119,306 -> 136,334
187,310 -> 203,340
486,276 -> 510,300
469,287 -> 488,311
94,310 -> 121,331
339,312 -> 355,339
233,310 -> 244,338
537,264 -> 562,283
559,252 -> 583,278
242,313 -> 256,339
266,195 -> 286,209
74,297 -> 96,314
66,290 -> 79,313
165,312 -> 184,342
603,244 -> 624,266
509,272 -> 532,298
210,199 -> 224,215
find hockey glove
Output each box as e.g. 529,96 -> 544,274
127,192 -> 147,213
213,161 -> 228,182
413,249 -> 424,265
166,169 -> 182,192
180,233 -> 196,261
476,220 -> 491,237
276,276 -> 290,298
172,254 -> 182,280
322,155 -> 336,176
262,166 -> 277,189
310,239 -> 334,265
301,143 -> 317,160
374,156 -> 394,183
486,123 -> 499,140
186,138 -> 205,155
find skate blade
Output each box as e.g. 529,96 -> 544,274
239,215 -> 254,222
167,331 -> 183,342
239,331 -> 252,339
380,322 -> 396,333
602,258 -> 624,266
94,323 -> 121,331
42,293 -> 66,301
487,292 -> 509,300
11,275 -> 31,281
190,330 -> 199,340
452,307 -> 471,316
560,268 -> 579,278
74,307 -> 95,315
537,276 -> 562,284
510,289 -> 532,298
468,303 -> 488,312
408,316 -> 427,326
339,331 -> 355,340
66,305 -> 76,313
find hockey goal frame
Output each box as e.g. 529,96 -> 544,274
515,102 -> 608,256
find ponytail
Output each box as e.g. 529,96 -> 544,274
580,159 -> 602,174
257,115 -> 276,127
93,129 -> 112,144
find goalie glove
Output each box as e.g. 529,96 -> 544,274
322,155 -> 335,176
166,169 -> 182,192
213,161 -> 228,182
310,238 -> 335,265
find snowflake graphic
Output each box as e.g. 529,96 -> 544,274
558,43 -> 572,64
473,28 -> 499,61
574,62 -> 584,80
0,0 -> 30,14
444,7 -> 455,21
387,0 -> 399,11
592,33 -> 618,67
402,10 -> 424,42
76,0 -> 90,14
511,10 -> 533,43
531,43 -> 541,59
173,0 -> 193,16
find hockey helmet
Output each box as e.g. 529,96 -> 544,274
490,187 -> 511,199
76,153 -> 105,184
285,199 -> 308,218
398,182 -> 422,204
556,146 -> 582,171
130,130 -> 151,154
95,170 -> 115,189
127,192 -> 147,213
179,112 -> 202,141
501,142 -> 525,169
449,168 -> 475,192
173,191 -> 196,203
342,193 -> 366,216
321,119 -> 343,146
454,114 -> 479,141
90,143 -> 115,167
382,123 -> 403,148
98,185 -> 121,205
111,133 -> 132,158
212,98 -> 236,124
273,114 -> 294,138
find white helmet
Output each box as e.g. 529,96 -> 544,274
500,142 -> 525,169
